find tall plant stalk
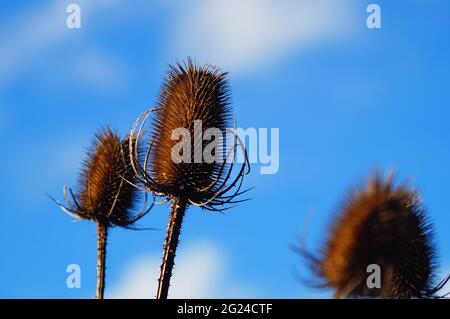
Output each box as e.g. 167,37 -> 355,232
156,198 -> 187,299
128,59 -> 250,299
96,223 -> 108,299
49,128 -> 151,299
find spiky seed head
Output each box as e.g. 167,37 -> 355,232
149,59 -> 232,201
313,173 -> 437,298
66,127 -> 144,227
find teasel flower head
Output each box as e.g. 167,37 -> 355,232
49,127 -> 152,228
129,59 -> 250,299
49,127 -> 153,299
299,173 -> 449,298
129,58 -> 250,211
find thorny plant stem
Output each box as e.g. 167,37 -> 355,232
96,222 -> 108,299
156,197 -> 187,299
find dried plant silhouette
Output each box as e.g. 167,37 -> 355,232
128,59 -> 250,299
49,127 -> 152,299
298,173 -> 449,299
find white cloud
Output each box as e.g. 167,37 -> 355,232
0,1 -> 359,83
107,241 -> 260,298
174,0 -> 358,73
0,0 -> 125,87
0,2 -> 64,85
70,50 -> 128,91
107,255 -> 157,299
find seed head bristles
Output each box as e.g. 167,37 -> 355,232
49,127 -> 152,299
299,172 -> 448,299
49,127 -> 152,228
128,59 -> 251,212
128,59 -> 250,299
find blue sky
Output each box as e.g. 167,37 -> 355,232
0,0 -> 449,298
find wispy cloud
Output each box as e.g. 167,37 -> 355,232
0,1 -> 65,85
173,0 -> 358,73
0,0 -> 126,88
107,241 -> 261,298
69,50 -> 129,91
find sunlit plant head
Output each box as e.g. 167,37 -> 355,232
49,127 -> 152,299
129,58 -> 250,211
50,127 -> 151,227
127,58 -> 250,299
299,172 -> 448,299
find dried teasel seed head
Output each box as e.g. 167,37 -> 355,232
152,59 -> 231,193
51,127 -> 149,228
131,59 -> 249,211
304,173 -> 440,298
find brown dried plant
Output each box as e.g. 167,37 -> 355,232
298,173 -> 449,298
49,127 -> 152,299
128,59 -> 250,299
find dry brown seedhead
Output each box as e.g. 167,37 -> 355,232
300,173 -> 448,298
50,127 -> 151,228
127,59 -> 250,299
49,127 -> 153,299
129,59 -> 250,212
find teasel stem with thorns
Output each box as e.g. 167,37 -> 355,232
128,59 -> 251,299
297,172 -> 449,299
49,127 -> 153,299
